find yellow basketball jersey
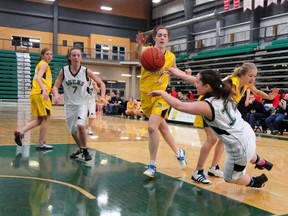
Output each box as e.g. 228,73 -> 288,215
30,60 -> 52,95
127,101 -> 136,110
229,75 -> 249,103
140,47 -> 175,94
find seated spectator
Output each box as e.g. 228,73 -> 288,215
135,101 -> 146,120
171,87 -> 177,98
177,91 -> 184,100
125,98 -> 138,118
265,93 -> 288,135
245,93 -> 268,130
106,93 -> 124,115
188,90 -> 194,101
181,93 -> 189,101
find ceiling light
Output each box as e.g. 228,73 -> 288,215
121,74 -> 132,77
100,6 -> 112,11
93,72 -> 100,74
152,0 -> 161,3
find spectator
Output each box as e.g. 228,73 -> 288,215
125,98 -> 137,118
107,93 -> 124,114
245,93 -> 268,130
171,87 -> 177,98
265,93 -> 288,135
188,90 -> 194,101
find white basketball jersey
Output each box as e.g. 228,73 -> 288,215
87,79 -> 97,101
203,97 -> 254,144
62,65 -> 89,105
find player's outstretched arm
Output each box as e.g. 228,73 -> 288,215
148,90 -> 212,118
167,67 -> 196,84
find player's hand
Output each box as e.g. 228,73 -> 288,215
101,97 -> 108,106
185,68 -> 192,75
54,94 -> 61,104
147,90 -> 163,97
42,89 -> 49,100
269,88 -> 280,100
135,32 -> 147,45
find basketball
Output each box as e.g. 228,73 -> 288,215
140,47 -> 165,72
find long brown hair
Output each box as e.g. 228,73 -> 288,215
37,47 -> 51,63
200,69 -> 232,105
67,47 -> 82,65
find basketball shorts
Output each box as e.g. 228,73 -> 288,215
64,104 -> 88,133
30,94 -> 53,117
88,99 -> 96,118
141,93 -> 169,118
223,126 -> 256,182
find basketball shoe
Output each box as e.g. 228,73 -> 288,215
143,165 -> 157,178
87,128 -> 93,135
208,165 -> 224,177
255,159 -> 273,171
82,148 -> 92,161
14,131 -> 24,146
36,142 -> 53,151
249,174 -> 268,188
177,149 -> 187,169
70,148 -> 83,158
191,170 -> 212,184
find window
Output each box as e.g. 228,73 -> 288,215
112,46 -> 126,61
11,36 -> 40,48
73,42 -> 84,52
95,44 -> 109,60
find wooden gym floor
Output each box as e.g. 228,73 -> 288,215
0,103 -> 288,216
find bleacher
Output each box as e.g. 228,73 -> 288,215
0,50 -> 67,100
173,40 -> 288,98
265,38 -> 288,51
190,43 -> 259,60
0,50 -> 18,99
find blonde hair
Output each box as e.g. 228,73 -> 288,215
232,62 -> 257,77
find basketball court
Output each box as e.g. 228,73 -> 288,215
0,104 -> 287,215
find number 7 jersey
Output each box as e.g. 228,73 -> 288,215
61,65 -> 89,105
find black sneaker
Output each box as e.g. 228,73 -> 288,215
82,148 -> 92,161
250,174 -> 268,188
14,131 -> 24,146
70,149 -> 83,158
255,159 -> 273,171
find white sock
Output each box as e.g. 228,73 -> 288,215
176,149 -> 181,157
149,160 -> 156,166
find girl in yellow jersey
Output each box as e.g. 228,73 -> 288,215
168,62 -> 279,184
14,48 -> 54,150
136,25 -> 187,178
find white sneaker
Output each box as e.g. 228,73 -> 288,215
208,165 -> 223,178
87,129 -> 93,135
143,165 -> 157,178
191,170 -> 212,184
177,149 -> 187,169
36,143 -> 53,151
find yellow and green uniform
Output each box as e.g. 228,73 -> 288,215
140,47 -> 175,118
30,60 -> 53,116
